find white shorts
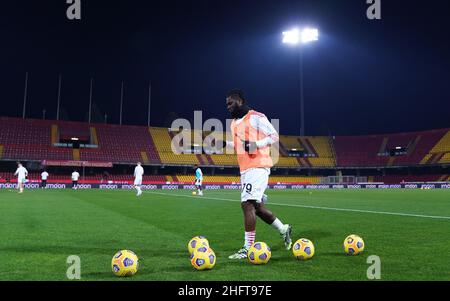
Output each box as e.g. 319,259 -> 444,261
240,168 -> 270,203
134,177 -> 142,186
18,177 -> 26,184
195,179 -> 202,186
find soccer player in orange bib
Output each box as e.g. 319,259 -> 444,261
225,89 -> 292,259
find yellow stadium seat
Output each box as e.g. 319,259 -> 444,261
430,131 -> 450,153
439,153 -> 450,164
306,136 -> 333,157
174,175 -> 320,184
148,127 -> 337,168
279,135 -> 303,150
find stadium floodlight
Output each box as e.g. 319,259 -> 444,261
282,27 -> 319,45
282,28 -> 300,44
300,28 -> 319,43
282,26 -> 319,136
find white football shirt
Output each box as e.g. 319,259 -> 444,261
134,165 -> 144,178
14,166 -> 28,179
71,172 -> 80,181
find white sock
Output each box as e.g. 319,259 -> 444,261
244,231 -> 256,249
271,218 -> 285,233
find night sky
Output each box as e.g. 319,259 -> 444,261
1,0 -> 449,136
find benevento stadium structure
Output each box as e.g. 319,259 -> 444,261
0,116 -> 449,190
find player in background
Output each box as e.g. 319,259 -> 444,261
193,164 -> 204,196
41,170 -> 49,189
134,162 -> 144,196
14,162 -> 28,194
71,170 -> 80,189
224,89 -> 292,259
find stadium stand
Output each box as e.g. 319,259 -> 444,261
51,124 -> 58,145
80,124 -> 160,164
208,154 -> 238,166
335,135 -> 390,167
279,135 -> 303,149
149,127 -> 200,165
307,137 -> 332,157
0,117 -> 52,146
421,129 -> 450,164
58,123 -> 91,142
273,157 -> 300,167
0,117 -> 161,164
439,153 -> 450,164
1,117 -> 449,169
389,129 -> 447,166
274,136 -> 335,167
279,135 -> 303,153
0,118 -> 69,161
429,130 -> 450,153
203,130 -> 236,166
334,129 -> 448,167
3,144 -> 73,161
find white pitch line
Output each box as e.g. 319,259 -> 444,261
144,191 -> 450,220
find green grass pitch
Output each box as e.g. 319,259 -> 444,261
0,188 -> 449,280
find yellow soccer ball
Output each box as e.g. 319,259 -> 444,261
192,191 -> 197,195
190,247 -> 216,270
247,242 -> 271,265
188,236 -> 209,254
292,238 -> 315,260
111,250 -> 139,277
343,234 -> 365,255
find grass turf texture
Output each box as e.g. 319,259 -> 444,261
0,188 -> 449,280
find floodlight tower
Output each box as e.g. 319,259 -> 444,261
282,27 -> 319,136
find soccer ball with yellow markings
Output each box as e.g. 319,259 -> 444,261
111,250 -> 139,277
292,238 -> 315,260
188,236 -> 210,255
247,242 -> 271,265
190,246 -> 216,270
343,234 -> 365,255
